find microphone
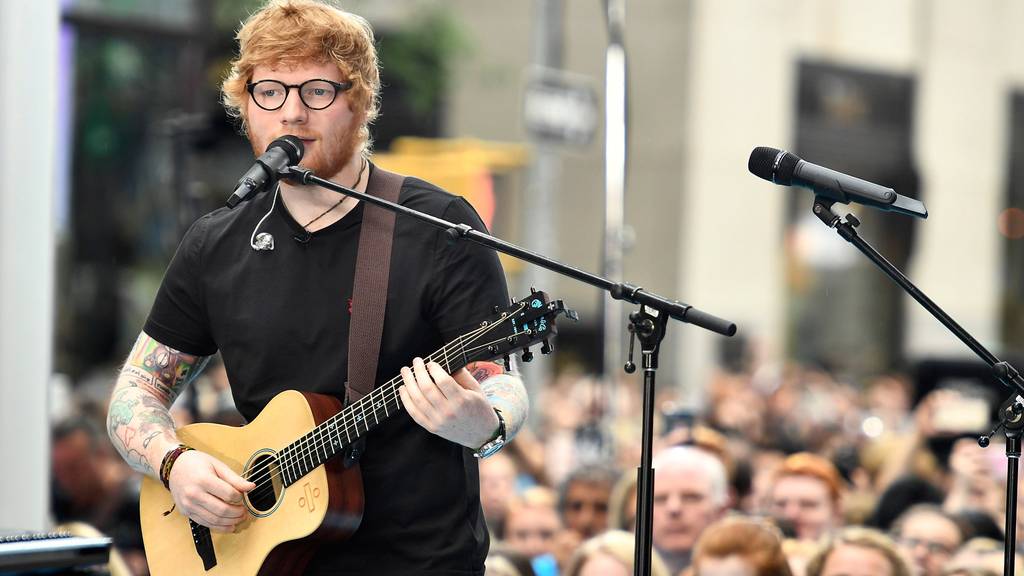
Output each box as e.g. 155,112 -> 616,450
747,146 -> 927,219
226,135 -> 304,208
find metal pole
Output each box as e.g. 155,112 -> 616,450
603,0 -> 627,380
522,0 -> 564,410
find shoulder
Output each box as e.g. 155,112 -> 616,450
180,190 -> 275,249
395,175 -> 486,229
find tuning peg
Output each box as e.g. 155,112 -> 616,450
541,339 -> 553,355
530,286 -> 538,294
521,348 -> 534,362
503,355 -> 511,367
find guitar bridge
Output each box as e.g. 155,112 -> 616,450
189,519 -> 217,571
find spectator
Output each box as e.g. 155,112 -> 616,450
51,417 -> 144,571
864,475 -> 944,532
481,451 -> 520,538
892,504 -> 965,576
805,527 -> 911,576
558,463 -> 618,539
503,487 -> 565,574
651,446 -> 729,574
692,516 -> 793,576
952,509 -> 1003,542
943,537 -> 1020,575
562,530 -> 670,576
769,453 -> 844,541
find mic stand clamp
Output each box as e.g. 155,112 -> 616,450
978,394 -> 1024,576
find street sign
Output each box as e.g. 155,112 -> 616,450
523,68 -> 599,148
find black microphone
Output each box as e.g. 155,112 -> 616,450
226,135 -> 304,208
748,146 -> 927,219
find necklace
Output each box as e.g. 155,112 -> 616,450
301,158 -> 367,231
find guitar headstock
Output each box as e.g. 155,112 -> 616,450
460,289 -> 577,366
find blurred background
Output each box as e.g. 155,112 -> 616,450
5,0 -> 1024,574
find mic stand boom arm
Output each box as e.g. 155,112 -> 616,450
811,196 -> 1024,576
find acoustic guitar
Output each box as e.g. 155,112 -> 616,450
139,291 -> 574,575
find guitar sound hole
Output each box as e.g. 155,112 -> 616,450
245,453 -> 283,514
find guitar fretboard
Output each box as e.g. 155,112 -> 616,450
269,308 -> 518,487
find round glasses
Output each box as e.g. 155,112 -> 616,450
246,78 -> 353,111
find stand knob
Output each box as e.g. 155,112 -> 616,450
624,321 -> 638,374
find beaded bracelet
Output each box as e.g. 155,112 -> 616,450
160,444 -> 194,490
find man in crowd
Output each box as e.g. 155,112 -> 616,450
105,1 -> 528,574
769,452 -> 845,541
558,463 -> 618,539
892,504 -> 965,576
651,446 -> 729,574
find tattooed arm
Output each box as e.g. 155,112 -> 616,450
107,331 -> 254,531
468,360 -> 529,441
106,332 -> 208,477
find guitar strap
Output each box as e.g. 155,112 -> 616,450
346,164 -> 404,403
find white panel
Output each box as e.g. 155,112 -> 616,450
0,0 -> 59,531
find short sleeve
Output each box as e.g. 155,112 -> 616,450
143,216 -> 218,356
427,197 -> 511,341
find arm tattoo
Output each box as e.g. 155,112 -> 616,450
107,332 -> 209,477
470,361 -> 529,440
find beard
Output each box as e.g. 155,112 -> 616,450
248,116 -> 363,183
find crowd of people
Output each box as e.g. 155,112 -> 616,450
476,363 -> 1021,576
50,356 -> 1022,575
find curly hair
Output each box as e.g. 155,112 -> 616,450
221,0 -> 380,149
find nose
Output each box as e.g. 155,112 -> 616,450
280,87 -> 308,125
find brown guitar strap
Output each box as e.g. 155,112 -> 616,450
346,164 -> 404,403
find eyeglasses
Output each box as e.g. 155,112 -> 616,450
246,78 -> 353,111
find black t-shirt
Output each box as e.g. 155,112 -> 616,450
144,166 -> 508,574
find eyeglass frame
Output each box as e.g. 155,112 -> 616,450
245,78 -> 353,111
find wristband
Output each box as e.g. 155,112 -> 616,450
160,444 -> 194,490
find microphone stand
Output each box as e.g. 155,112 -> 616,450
280,165 -> 737,576
810,197 -> 1024,574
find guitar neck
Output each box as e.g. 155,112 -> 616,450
272,330 -> 485,487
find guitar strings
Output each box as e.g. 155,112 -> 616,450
242,324 -> 517,500
243,320 -> 522,499
241,314 -> 530,499
240,323 -> 486,495
243,305 -> 529,493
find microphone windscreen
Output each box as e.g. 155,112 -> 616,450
748,146 -> 800,185
270,135 -> 305,164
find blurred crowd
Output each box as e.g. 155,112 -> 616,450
49,354 -> 1023,576
482,360 -> 1020,576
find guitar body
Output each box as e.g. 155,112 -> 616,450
140,390 -> 363,576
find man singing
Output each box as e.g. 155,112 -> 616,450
106,1 -> 528,573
